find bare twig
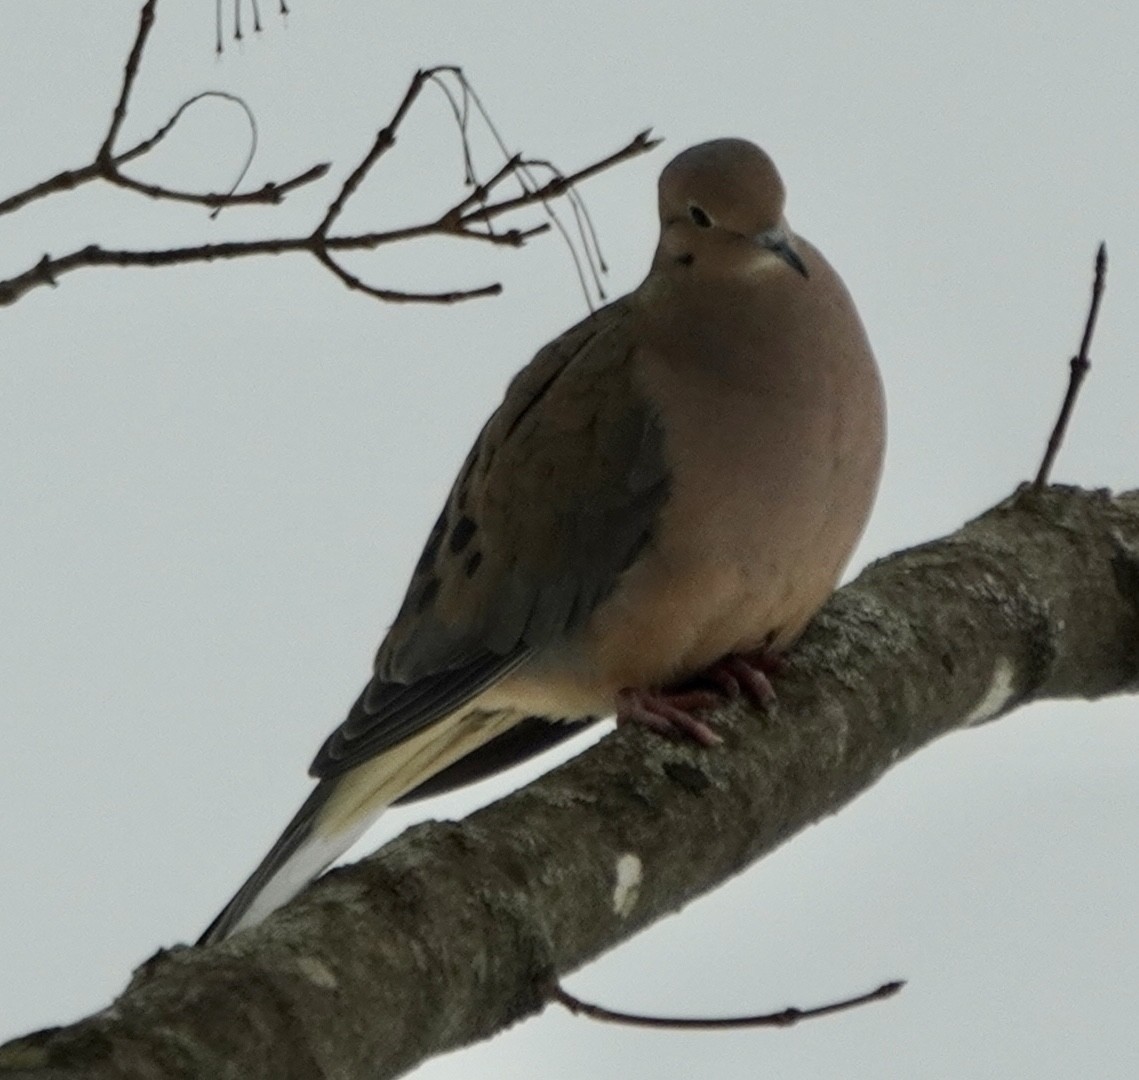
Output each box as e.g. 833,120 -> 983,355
450,223 -> 553,247
314,66 -> 447,238
0,4 -> 658,309
0,166 -> 101,217
218,0 -> 288,54
456,128 -> 660,310
1033,242 -> 1109,487
0,155 -> 327,218
547,979 -> 905,1030
104,91 -> 258,217
449,153 -> 526,216
418,69 -> 654,309
107,160 -> 329,210
522,158 -> 611,300
0,21 -> 329,218
98,0 -> 158,167
312,248 -> 502,305
427,70 -> 479,186
0,129 -> 656,308
460,130 -> 661,226
439,73 -> 657,308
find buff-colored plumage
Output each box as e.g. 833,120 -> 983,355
199,138 -> 886,944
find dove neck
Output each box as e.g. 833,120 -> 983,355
634,274 -> 798,385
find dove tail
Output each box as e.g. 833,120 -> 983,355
196,779 -> 373,946
197,706 -> 526,945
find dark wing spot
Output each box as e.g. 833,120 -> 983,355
416,576 -> 440,614
465,550 -> 483,577
414,512 -> 448,576
454,454 -> 477,512
675,252 -> 695,266
449,515 -> 477,553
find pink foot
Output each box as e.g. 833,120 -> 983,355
616,688 -> 723,746
701,647 -> 786,708
616,647 -> 787,747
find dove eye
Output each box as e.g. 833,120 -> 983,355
688,204 -> 713,228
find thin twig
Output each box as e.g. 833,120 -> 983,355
1033,242 -> 1109,487
523,158 -> 609,300
0,157 -> 327,218
427,70 -> 478,186
98,0 -> 158,166
0,28 -> 329,218
118,91 -> 246,167
312,247 -> 502,305
449,223 -> 552,247
448,153 -> 526,217
218,0 -> 286,54
0,165 -> 103,217
0,6 -> 658,309
441,72 -> 627,309
314,66 -> 446,237
105,163 -> 329,209
0,130 -> 654,308
460,130 -> 661,226
106,91 -> 247,215
448,128 -> 660,311
547,979 -> 905,1030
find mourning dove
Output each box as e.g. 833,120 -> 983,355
199,138 -> 886,944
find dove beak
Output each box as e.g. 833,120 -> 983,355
757,227 -> 809,279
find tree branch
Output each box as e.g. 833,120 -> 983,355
0,115 -> 328,219
0,96 -> 655,307
97,0 -> 158,167
1034,242 -> 1109,486
547,977 -> 906,1029
0,127 -> 652,309
0,2 -> 657,307
3,484 -> 1137,1080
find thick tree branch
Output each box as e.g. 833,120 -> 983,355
2,484 -> 1137,1080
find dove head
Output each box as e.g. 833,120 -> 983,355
653,139 -> 808,280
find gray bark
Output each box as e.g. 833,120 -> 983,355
2,484 -> 1137,1080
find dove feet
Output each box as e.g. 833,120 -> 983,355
615,687 -> 724,746
616,647 -> 786,747
700,647 -> 786,707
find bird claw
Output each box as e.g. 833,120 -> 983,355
616,648 -> 785,747
616,688 -> 723,746
702,649 -> 783,708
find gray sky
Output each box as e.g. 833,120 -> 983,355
3,3 -> 1138,1077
